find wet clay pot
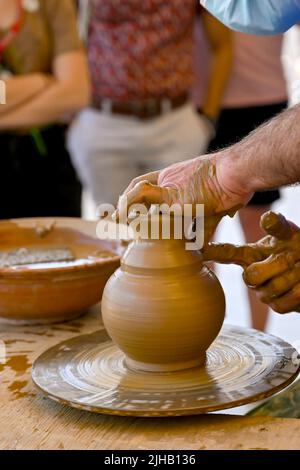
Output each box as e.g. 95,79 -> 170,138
102,216 -> 225,372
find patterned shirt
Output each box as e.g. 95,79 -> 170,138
88,0 -> 195,101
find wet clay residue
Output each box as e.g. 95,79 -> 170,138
0,354 -> 31,375
69,321 -> 84,328
35,221 -> 56,239
14,350 -> 33,354
8,380 -> 36,400
51,325 -> 83,334
4,339 -> 36,346
26,331 -> 55,338
89,250 -> 116,260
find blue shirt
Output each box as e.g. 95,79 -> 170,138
201,0 -> 300,35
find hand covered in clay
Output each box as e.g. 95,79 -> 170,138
204,211 -> 300,314
243,213 -> 300,314
118,154 -> 254,242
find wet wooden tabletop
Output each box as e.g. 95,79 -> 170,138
1,306 -> 300,450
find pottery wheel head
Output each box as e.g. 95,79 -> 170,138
32,326 -> 300,417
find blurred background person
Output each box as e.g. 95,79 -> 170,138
68,0 -> 232,208
202,31 -> 288,331
192,3 -> 233,132
0,0 -> 90,219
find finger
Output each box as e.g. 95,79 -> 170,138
118,181 -> 178,222
123,171 -> 159,196
126,181 -> 177,207
257,264 -> 300,303
113,172 -> 159,221
260,211 -> 299,240
203,243 -> 263,266
114,176 -> 163,222
268,283 -> 300,314
243,251 -> 300,287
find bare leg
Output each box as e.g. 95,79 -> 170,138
239,205 -> 271,331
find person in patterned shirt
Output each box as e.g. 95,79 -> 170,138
68,0 -> 232,207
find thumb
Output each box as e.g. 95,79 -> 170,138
118,181 -> 178,221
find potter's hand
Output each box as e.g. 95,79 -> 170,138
205,211 -> 300,314
243,213 -> 300,314
118,154 -> 254,241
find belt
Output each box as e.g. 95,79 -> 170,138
92,92 -> 189,120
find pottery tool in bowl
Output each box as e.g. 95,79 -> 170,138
32,212 -> 300,416
0,246 -> 75,268
0,218 -> 122,325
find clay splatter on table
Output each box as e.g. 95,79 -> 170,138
0,355 -> 31,375
8,380 -> 36,401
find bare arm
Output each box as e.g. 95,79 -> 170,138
0,50 -> 90,129
0,74 -> 52,116
117,103 -> 300,228
217,103 -> 300,198
201,11 -> 233,120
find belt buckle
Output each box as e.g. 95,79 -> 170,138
131,98 -> 157,119
161,98 -> 172,115
131,100 -> 143,114
101,98 -> 113,114
146,98 -> 157,116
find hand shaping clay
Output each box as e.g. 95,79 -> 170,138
203,211 -> 300,268
102,215 -> 225,372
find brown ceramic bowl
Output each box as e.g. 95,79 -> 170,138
0,218 -> 121,325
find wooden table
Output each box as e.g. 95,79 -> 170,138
1,307 -> 300,450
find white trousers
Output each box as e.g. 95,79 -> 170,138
67,103 -> 210,206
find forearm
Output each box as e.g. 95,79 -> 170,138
217,104 -> 300,196
0,80 -> 89,129
0,74 -> 51,116
202,46 -> 232,120
0,52 -> 90,130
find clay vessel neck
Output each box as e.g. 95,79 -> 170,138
122,238 -> 203,272
124,214 -> 202,270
